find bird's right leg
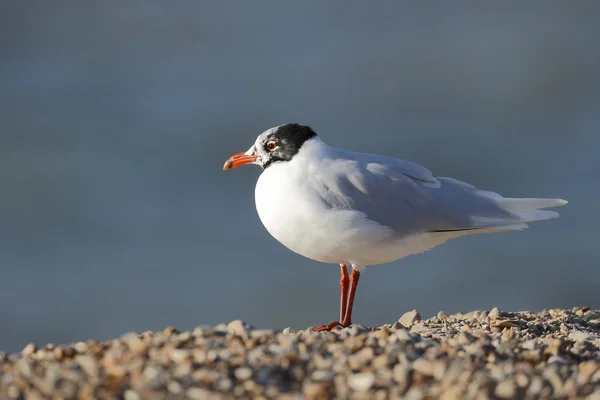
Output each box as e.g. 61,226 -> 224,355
313,264 -> 349,332
339,264 -> 349,322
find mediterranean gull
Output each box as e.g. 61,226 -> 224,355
223,124 -> 567,331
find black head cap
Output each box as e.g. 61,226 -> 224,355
258,124 -> 317,169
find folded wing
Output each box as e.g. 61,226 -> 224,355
314,148 -> 567,238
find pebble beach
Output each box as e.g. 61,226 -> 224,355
1,307 -> 599,399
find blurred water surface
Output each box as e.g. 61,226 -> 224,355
1,2 -> 598,352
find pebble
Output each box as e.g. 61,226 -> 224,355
234,367 -> 253,380
167,381 -> 182,394
22,344 -> 36,356
569,330 -> 593,342
347,372 -> 376,392
227,320 -> 253,337
186,388 -> 215,400
303,381 -> 331,398
495,379 -> 517,398
342,324 -> 370,337
399,309 -> 421,327
123,390 -> 141,400
489,307 -> 502,319
282,327 -> 296,335
312,369 -> 335,381
75,355 -> 98,377
0,307 -> 598,398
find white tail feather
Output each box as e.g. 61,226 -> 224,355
497,198 -> 568,211
497,198 -> 567,224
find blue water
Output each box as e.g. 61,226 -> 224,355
1,2 -> 599,352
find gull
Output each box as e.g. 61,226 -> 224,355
223,124 -> 567,331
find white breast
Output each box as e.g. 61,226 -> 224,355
255,160 -> 341,264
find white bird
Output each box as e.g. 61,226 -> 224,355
223,124 -> 567,331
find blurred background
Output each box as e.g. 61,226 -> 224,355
1,2 -> 598,352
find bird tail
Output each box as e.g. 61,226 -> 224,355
432,177 -> 568,234
495,198 -> 567,226
442,198 -> 567,237
431,197 -> 567,238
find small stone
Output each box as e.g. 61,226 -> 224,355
76,355 -> 98,376
578,360 -> 599,382
373,327 -> 391,339
404,388 -> 425,400
167,381 -> 182,394
16,359 -> 33,377
303,381 -> 331,398
456,332 -> 473,345
501,329 -> 515,342
569,330 -> 592,342
234,367 -> 253,380
495,379 -> 516,398
192,325 -> 214,337
521,339 -> 538,350
409,321 -> 427,333
437,311 -> 448,320
120,332 -> 143,349
343,324 -> 370,337
312,369 -> 335,381
282,327 -> 296,335
163,326 -> 179,336
399,310 -> 421,327
22,343 -> 37,356
440,386 -> 464,400
489,307 -> 501,319
169,349 -> 192,363
529,376 -> 544,395
250,329 -> 274,338
187,388 -> 214,400
544,338 -> 564,355
372,353 -> 394,369
227,320 -> 253,337
392,364 -> 409,383
143,366 -> 162,381
492,319 -> 517,328
413,359 -> 446,379
348,372 -> 375,392
216,378 -> 233,391
73,341 -> 88,353
53,347 -> 64,359
515,372 -> 529,388
124,390 -> 141,400
390,328 -> 411,342
348,346 -> 374,368
391,321 -> 405,330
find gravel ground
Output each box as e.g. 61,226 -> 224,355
1,307 -> 599,399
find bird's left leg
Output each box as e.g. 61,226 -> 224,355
340,267 -> 360,327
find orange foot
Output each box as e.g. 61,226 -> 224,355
313,321 -> 345,332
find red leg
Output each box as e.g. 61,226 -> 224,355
313,264 -> 349,332
341,268 -> 360,327
339,264 -> 349,322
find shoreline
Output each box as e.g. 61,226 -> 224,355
1,307 -> 599,399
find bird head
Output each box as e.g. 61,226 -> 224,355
223,124 -> 317,171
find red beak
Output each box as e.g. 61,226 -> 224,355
223,152 -> 259,171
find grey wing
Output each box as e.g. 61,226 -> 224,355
314,150 -> 565,237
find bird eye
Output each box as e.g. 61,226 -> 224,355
266,141 -> 277,151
